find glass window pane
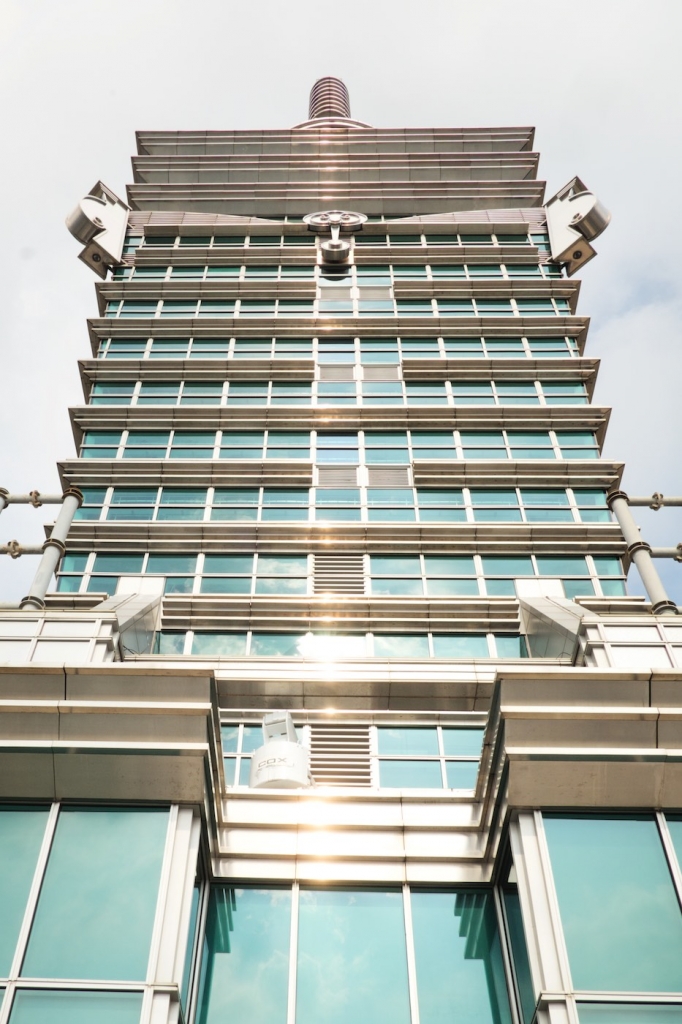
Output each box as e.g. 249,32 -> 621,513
153,631 -> 186,654
578,1005 -> 682,1023
378,727 -> 438,755
445,761 -> 478,789
22,807 -> 168,981
432,635 -> 489,658
296,889 -> 410,1024
442,728 -> 484,756
0,808 -> 49,974
411,891 -> 512,1024
147,554 -> 197,574
192,633 -> 247,656
379,760 -> 443,788
221,725 -> 239,753
8,991 -> 142,1024
93,554 -> 144,574
197,888 -> 291,1024
373,635 -> 430,658
371,556 -> 421,575
251,633 -> 304,657
544,815 -> 682,991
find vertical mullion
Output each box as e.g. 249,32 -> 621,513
8,801 -> 60,981
184,875 -> 210,1024
656,812 -> 682,912
437,727 -> 447,788
402,885 -> 421,1024
146,805 -> 180,985
492,886 -> 522,1024
286,883 -> 299,1024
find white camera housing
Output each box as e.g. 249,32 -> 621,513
544,176 -> 611,276
66,181 -> 130,279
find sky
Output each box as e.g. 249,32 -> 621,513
0,0 -> 681,603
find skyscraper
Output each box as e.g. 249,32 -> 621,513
1,77 -> 681,1024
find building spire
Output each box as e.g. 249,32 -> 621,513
308,77 -> 351,120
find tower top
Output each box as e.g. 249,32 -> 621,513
308,77 -> 351,120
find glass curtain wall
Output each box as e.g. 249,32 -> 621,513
0,805 -> 171,1024
197,886 -> 513,1024
541,814 -> 682,1021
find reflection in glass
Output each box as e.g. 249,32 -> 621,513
411,890 -> 512,1024
544,816 -> 682,992
0,807 -> 49,975
578,1005 -> 682,1023
9,990 -> 142,1024
379,760 -> 442,788
297,889 -> 410,1024
197,888 -> 291,1024
377,727 -> 438,755
22,808 -> 168,981
442,728 -> 484,756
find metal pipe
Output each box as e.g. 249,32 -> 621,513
1,542 -> 45,558
626,493 -> 682,510
19,488 -> 83,610
608,490 -> 678,614
651,545 -> 682,562
0,489 -> 66,511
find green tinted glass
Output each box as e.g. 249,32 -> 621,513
9,991 -> 142,1024
442,728 -> 484,756
22,808 -> 168,981
378,727 -> 438,755
578,1006 -> 682,1023
412,891 -> 512,1024
0,808 -> 49,974
544,815 -> 682,991
197,888 -> 291,1024
296,889 -> 410,1024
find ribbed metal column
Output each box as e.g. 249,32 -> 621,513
309,77 -> 351,120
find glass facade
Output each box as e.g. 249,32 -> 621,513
198,887 -> 513,1024
0,806 -> 170,1023
544,815 -> 682,993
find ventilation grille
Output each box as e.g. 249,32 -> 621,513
367,466 -> 411,486
309,723 -> 372,786
313,553 -> 365,594
316,466 -> 358,486
319,365 -> 355,381
363,365 -> 401,381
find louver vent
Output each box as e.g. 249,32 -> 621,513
363,365 -> 401,381
313,553 -> 365,594
316,466 -> 358,486
367,466 -> 411,487
309,723 -> 372,787
319,364 -> 355,381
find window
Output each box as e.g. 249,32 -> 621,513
7,991 -> 143,1023
544,815 -> 682,993
153,630 -> 526,660
79,428 -> 600,465
96,332 -> 581,362
377,725 -> 483,789
221,723 -> 264,785
198,885 -> 512,1024
0,804 -> 168,1015
411,891 -> 512,1024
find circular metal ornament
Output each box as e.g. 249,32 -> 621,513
303,210 -> 368,231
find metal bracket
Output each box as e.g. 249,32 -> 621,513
303,209 -> 368,264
